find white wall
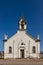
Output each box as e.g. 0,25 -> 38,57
4,30 -> 40,58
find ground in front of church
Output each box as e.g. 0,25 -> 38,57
0,58 -> 43,65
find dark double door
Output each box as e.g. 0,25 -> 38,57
20,49 -> 24,58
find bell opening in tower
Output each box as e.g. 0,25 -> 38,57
18,17 -> 27,31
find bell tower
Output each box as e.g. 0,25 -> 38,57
18,17 -> 27,31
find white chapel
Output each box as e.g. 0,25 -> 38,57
4,17 -> 40,58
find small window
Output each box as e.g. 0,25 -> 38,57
9,46 -> 12,53
32,46 -> 36,53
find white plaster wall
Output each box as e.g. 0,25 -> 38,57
4,30 -> 40,58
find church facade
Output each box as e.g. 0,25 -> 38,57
4,17 -> 40,58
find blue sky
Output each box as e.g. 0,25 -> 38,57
0,0 -> 43,51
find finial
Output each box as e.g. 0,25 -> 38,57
21,12 -> 24,18
4,34 -> 8,41
37,34 -> 40,40
20,12 -> 24,19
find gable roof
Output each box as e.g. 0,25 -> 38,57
26,32 -> 37,40
7,30 -> 37,41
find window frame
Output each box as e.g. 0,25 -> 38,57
32,46 -> 36,53
9,46 -> 12,54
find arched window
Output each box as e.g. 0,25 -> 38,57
32,46 -> 36,53
21,43 -> 24,45
21,43 -> 25,45
9,46 -> 12,53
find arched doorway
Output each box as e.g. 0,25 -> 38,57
19,43 -> 25,58
20,49 -> 24,58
